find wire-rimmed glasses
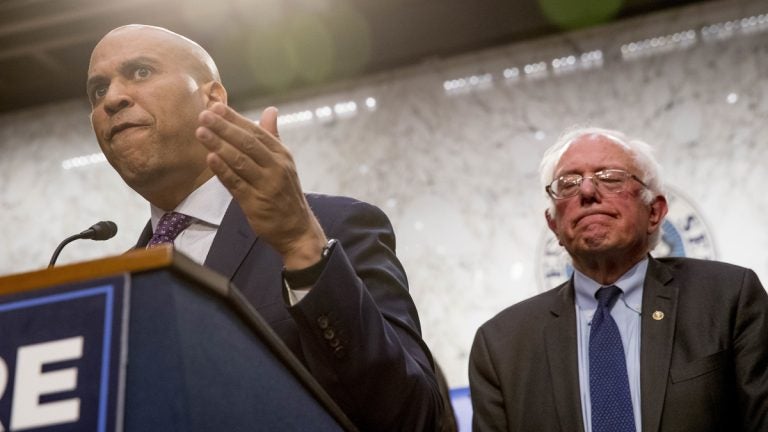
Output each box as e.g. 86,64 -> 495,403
545,169 -> 648,200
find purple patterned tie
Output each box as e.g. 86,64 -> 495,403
147,212 -> 194,248
590,285 -> 636,432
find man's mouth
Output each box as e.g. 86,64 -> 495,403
109,123 -> 146,139
575,211 -> 615,225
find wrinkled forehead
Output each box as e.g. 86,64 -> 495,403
555,134 -> 637,174
88,26 -> 217,81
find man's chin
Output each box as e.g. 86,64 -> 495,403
115,164 -> 162,191
567,237 -> 615,257
573,230 -> 610,247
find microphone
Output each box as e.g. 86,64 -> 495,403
49,221 -> 118,267
79,220 -> 118,240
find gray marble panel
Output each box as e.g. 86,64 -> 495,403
1,0 -> 766,388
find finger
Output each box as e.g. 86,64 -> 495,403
209,102 -> 278,146
206,152 -> 259,204
210,103 -> 285,154
196,124 -> 269,187
198,110 -> 273,167
259,106 -> 280,138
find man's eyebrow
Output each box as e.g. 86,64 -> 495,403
119,56 -> 160,71
86,74 -> 106,90
554,168 -> 582,177
86,56 -> 161,89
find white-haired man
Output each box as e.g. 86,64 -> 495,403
469,128 -> 768,431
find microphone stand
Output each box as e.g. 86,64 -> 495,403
48,221 -> 118,268
49,233 -> 88,268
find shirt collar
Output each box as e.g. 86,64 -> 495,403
150,176 -> 232,230
573,257 -> 648,312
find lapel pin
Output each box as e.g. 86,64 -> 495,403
652,311 -> 664,321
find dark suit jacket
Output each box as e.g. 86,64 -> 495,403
137,194 -> 442,431
469,257 -> 768,431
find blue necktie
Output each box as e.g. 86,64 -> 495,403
590,285 -> 636,432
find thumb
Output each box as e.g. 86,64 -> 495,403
260,106 -> 280,138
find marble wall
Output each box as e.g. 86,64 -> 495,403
1,0 -> 766,389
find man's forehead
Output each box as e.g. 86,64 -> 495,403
92,28 -> 177,58
571,133 -> 625,148
556,134 -> 634,171
89,25 -> 218,82
88,31 -> 190,79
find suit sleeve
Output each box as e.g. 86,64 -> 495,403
469,326 -> 509,432
286,200 -> 444,431
733,269 -> 768,430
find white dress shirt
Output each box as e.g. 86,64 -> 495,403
150,176 -> 232,265
149,176 -> 311,304
574,258 -> 646,432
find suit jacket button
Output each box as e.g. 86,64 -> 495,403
323,328 -> 335,340
317,316 -> 329,329
329,338 -> 340,348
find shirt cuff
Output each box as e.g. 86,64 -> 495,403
285,285 -> 311,306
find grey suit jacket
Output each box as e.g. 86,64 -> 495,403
137,194 -> 443,431
469,257 -> 768,431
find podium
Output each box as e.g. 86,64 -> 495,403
0,247 -> 356,432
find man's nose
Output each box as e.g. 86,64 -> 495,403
103,81 -> 132,116
578,176 -> 599,200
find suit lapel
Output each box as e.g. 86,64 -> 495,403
544,281 -> 585,432
640,257 -> 678,432
204,201 -> 258,279
133,202 -> 257,278
135,220 -> 153,248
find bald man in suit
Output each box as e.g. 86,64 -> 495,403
87,24 -> 445,431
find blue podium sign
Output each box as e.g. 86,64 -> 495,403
0,276 -> 127,432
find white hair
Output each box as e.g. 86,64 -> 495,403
539,126 -> 666,248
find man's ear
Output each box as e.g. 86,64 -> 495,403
202,81 -> 227,106
545,209 -> 563,246
545,209 -> 555,230
647,195 -> 668,234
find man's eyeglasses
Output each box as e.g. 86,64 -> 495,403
545,169 -> 649,200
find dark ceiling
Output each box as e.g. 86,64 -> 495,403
0,0 -> 710,114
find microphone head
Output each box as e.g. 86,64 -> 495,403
84,221 -> 118,241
